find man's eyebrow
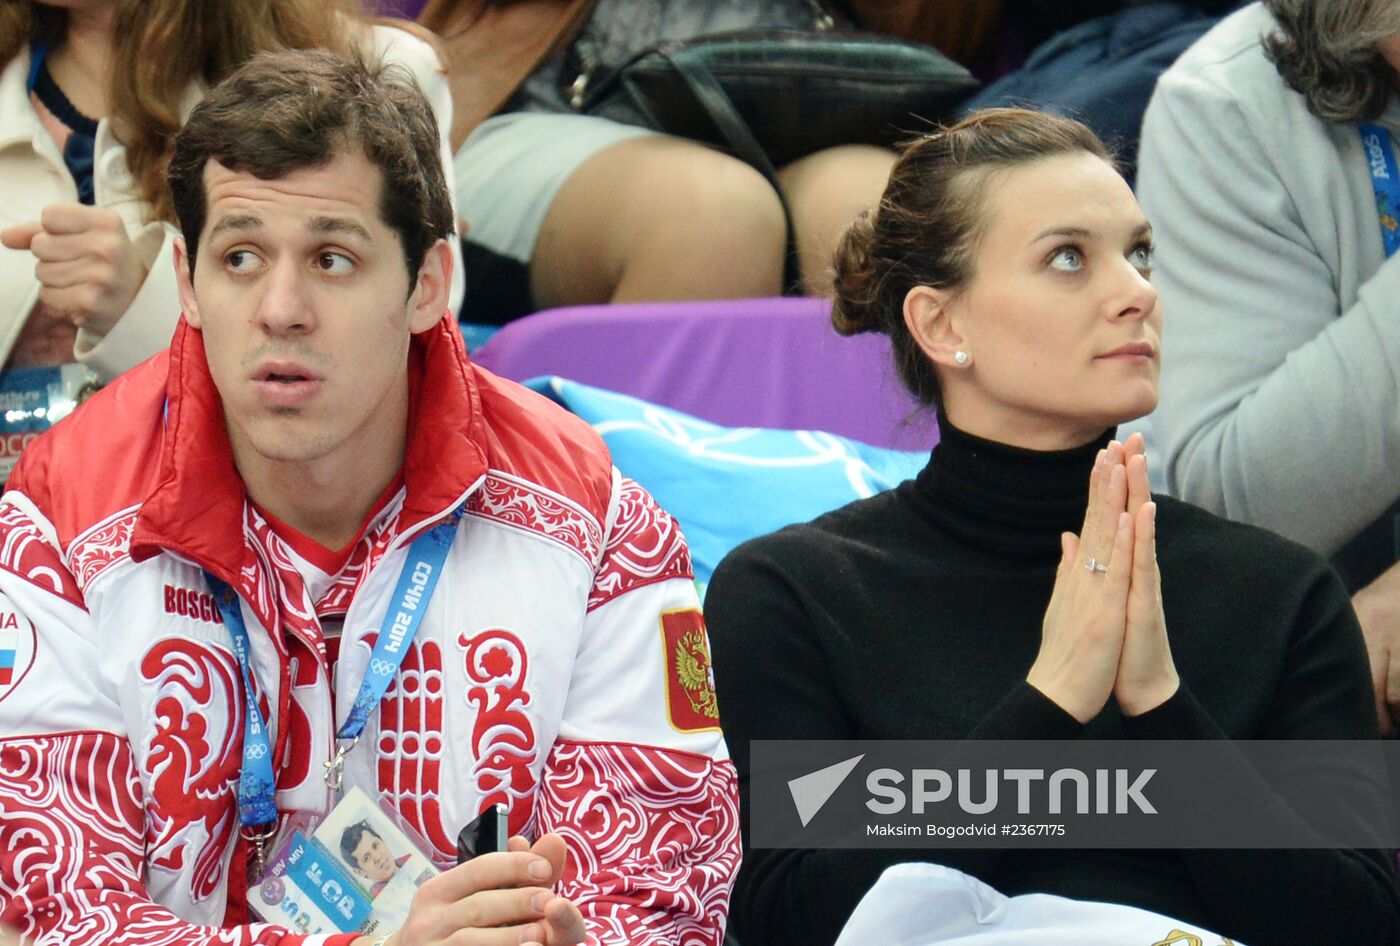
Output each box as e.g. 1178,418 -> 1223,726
308,216 -> 372,241
207,213 -> 262,240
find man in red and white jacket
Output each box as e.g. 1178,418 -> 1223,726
0,49 -> 738,946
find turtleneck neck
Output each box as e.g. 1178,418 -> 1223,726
911,413 -> 1114,562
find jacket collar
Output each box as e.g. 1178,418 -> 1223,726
0,47 -> 44,152
130,314 -> 488,593
1,47 -> 203,154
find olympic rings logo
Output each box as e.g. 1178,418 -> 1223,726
369,658 -> 397,677
245,743 -> 269,760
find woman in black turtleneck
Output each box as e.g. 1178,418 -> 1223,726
705,108 -> 1400,946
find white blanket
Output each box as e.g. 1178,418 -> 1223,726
834,864 -> 1241,946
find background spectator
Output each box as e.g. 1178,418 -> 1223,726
1137,1 -> 1400,729
423,0 -> 901,323
0,0 -> 461,383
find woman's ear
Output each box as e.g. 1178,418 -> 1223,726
903,284 -> 971,369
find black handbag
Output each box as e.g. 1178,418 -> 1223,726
573,27 -> 980,170
564,5 -> 979,289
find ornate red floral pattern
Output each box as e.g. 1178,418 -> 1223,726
1,733 -> 315,944
139,638 -> 244,904
466,473 -> 603,567
535,740 -> 739,946
66,505 -> 139,594
587,479 -> 692,613
375,636 -> 458,865
244,505 -> 328,800
315,514 -> 400,616
460,629 -> 538,835
0,502 -> 83,608
244,506 -> 316,635
1,732 -> 139,940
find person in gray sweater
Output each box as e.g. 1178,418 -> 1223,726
1137,0 -> 1400,732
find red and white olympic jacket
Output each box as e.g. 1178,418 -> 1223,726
0,316 -> 739,945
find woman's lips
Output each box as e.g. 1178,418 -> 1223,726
1097,342 -> 1156,362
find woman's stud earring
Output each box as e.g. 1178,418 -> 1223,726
954,351 -> 970,366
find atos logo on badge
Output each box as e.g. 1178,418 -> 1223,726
0,608 -> 37,703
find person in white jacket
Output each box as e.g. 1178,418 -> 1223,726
0,0 -> 463,384
0,48 -> 738,946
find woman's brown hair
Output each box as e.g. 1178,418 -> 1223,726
831,107 -> 1114,408
0,0 -> 377,223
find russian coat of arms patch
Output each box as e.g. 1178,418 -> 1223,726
660,609 -> 720,733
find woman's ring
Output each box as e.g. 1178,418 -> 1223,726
1085,557 -> 1109,574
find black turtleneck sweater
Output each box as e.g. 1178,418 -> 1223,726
706,420 -> 1399,946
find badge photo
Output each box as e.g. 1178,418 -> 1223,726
249,786 -> 440,936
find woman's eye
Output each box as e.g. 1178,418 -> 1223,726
316,252 -> 354,274
1130,243 -> 1155,271
1048,247 -> 1084,272
225,250 -> 262,274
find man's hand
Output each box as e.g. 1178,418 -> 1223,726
362,832 -> 586,946
506,834 -> 586,946
1,204 -> 147,339
1351,560 -> 1400,736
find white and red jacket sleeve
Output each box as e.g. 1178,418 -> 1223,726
0,496 -> 354,946
535,472 -> 741,946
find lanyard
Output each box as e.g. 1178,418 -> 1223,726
204,510 -> 460,863
324,513 -> 459,789
1360,123 -> 1400,258
206,573 -> 280,871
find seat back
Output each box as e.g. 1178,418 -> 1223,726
471,297 -> 936,451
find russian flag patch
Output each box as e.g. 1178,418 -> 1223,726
0,630 -> 17,686
0,609 -> 36,702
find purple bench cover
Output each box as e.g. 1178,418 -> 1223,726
471,297 -> 937,451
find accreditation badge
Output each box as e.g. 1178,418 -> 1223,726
247,787 -> 440,937
0,364 -> 101,481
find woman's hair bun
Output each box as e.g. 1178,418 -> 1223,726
830,209 -> 886,337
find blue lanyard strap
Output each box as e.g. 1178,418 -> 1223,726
205,510 -> 460,815
1360,123 -> 1400,258
337,515 -> 458,743
206,575 -> 278,833
324,513 -> 460,789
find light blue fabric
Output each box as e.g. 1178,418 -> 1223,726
526,377 -> 928,597
460,322 -> 501,353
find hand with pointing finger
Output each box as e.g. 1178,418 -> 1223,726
1,203 -> 148,340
